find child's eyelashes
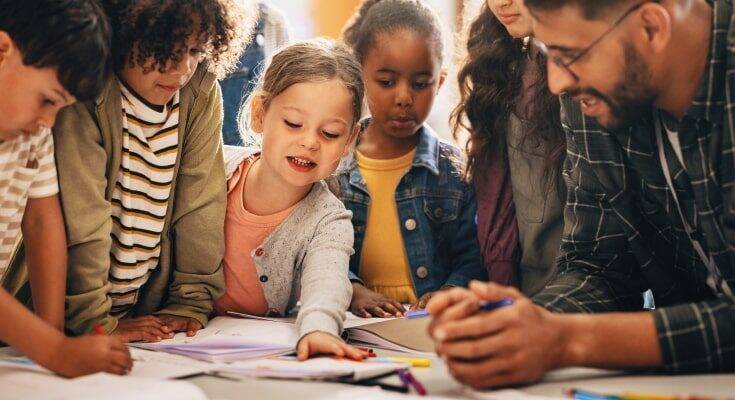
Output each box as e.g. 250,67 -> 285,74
375,79 -> 433,90
412,81 -> 432,90
322,131 -> 340,139
284,119 -> 302,129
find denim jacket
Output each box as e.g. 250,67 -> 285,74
338,124 -> 486,296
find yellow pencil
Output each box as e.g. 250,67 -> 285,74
383,356 -> 431,368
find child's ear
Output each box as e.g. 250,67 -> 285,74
437,68 -> 448,91
342,123 -> 361,157
249,93 -> 267,135
0,31 -> 13,66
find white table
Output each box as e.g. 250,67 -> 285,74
185,351 -> 735,399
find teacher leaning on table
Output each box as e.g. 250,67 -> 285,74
428,0 -> 735,390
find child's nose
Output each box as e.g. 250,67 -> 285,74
299,130 -> 320,150
395,82 -> 413,108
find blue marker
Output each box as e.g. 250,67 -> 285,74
405,298 -> 514,319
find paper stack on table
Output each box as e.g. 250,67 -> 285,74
219,356 -> 408,381
229,312 -> 436,355
131,317 -> 299,362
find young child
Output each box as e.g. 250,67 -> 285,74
0,0 -> 131,376
340,0 -> 486,318
214,39 -> 366,361
53,0 -> 251,342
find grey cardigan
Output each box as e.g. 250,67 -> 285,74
224,146 -> 354,338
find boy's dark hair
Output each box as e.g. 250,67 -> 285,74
523,0 -> 634,20
100,0 -> 253,79
342,0 -> 444,63
0,0 -> 111,101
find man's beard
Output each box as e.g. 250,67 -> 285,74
570,42 -> 656,130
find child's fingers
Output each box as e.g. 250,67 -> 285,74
296,339 -> 309,361
381,302 -> 403,316
330,342 -> 345,358
369,306 -> 390,318
111,350 -> 133,372
343,344 -> 367,361
390,300 -> 406,317
186,319 -> 202,336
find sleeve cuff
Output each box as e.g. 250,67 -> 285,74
297,310 -> 341,339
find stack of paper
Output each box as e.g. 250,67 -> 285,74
230,312 -> 436,355
344,316 -> 435,355
131,317 -> 299,362
219,356 -> 408,381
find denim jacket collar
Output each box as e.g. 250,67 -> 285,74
346,123 -> 441,193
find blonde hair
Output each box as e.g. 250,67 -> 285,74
238,38 -> 365,146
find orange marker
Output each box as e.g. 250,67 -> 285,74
93,324 -> 106,335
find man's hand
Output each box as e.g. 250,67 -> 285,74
427,281 -> 567,389
350,283 -> 406,317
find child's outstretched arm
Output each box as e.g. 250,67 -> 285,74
22,195 -> 66,330
296,207 -> 362,359
0,288 -> 132,377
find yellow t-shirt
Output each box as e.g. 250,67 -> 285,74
357,149 -> 417,303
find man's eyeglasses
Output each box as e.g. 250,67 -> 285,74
533,1 -> 659,80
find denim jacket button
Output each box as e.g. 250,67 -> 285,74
416,266 -> 429,279
434,208 -> 443,218
404,218 -> 417,231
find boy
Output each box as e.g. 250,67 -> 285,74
56,0 -> 252,341
0,0 -> 131,377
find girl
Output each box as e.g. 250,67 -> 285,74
214,39 -> 366,361
54,0 -> 251,341
452,0 -> 565,295
340,0 -> 486,318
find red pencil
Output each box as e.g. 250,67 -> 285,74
93,324 -> 106,335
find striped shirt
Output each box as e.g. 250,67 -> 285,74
109,82 -> 179,315
0,129 -> 58,277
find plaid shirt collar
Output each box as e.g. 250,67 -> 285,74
685,0 -> 730,123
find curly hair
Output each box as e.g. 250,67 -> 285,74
342,0 -> 444,63
451,2 -> 564,196
100,0 -> 254,79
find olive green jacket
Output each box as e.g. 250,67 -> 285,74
54,65 -> 226,335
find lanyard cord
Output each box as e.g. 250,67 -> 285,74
654,111 -> 734,300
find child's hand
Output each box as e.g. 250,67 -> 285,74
410,286 -> 453,311
46,335 -> 133,377
410,291 -> 438,311
157,314 -> 203,337
350,283 -> 405,318
112,315 -> 173,342
296,331 -> 368,361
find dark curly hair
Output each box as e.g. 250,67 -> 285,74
0,0 -> 111,101
451,2 -> 564,196
100,0 -> 254,79
342,0 -> 444,63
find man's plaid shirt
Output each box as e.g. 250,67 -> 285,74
533,0 -> 735,372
